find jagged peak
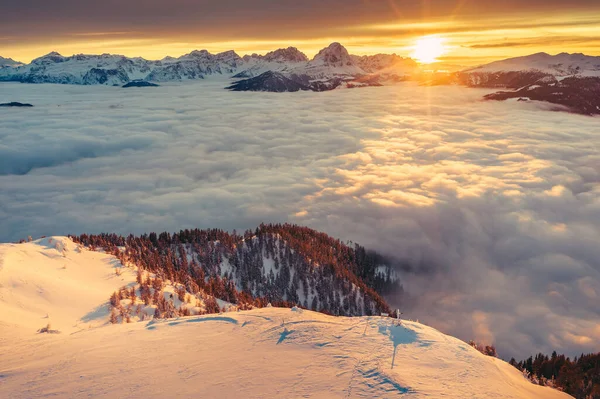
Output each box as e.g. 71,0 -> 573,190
0,55 -> 23,66
215,50 -> 242,60
31,51 -> 66,64
312,42 -> 354,66
176,49 -> 212,60
323,42 -> 346,51
187,49 -> 211,57
263,47 -> 309,63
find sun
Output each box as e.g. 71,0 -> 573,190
411,36 -> 447,64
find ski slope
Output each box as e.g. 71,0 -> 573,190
0,237 -> 572,398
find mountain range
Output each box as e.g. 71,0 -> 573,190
1,44 -> 599,115
0,43 -> 417,86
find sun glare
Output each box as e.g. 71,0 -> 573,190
411,36 -> 447,64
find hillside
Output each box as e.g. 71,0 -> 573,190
70,224 -> 397,317
0,236 -> 574,398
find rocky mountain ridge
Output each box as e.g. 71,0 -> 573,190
1,45 -> 599,114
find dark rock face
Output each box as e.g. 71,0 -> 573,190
227,71 -> 349,92
0,102 -> 33,107
227,71 -> 310,92
122,81 -> 160,88
484,76 -> 600,115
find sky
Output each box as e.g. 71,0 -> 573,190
1,81 -> 599,359
1,0 -> 600,65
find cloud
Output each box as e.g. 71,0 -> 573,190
0,80 -> 599,359
469,35 -> 600,49
470,42 -> 529,49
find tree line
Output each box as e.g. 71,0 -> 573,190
509,352 -> 600,398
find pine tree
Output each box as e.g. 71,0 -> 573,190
110,291 -> 120,308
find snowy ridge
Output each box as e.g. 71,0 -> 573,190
0,55 -> 23,68
466,52 -> 600,77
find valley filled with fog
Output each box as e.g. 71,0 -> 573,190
1,80 -> 598,359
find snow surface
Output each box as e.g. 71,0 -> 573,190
0,237 -> 572,398
0,236 -> 138,335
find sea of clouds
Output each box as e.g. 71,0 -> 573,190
1,80 -> 598,359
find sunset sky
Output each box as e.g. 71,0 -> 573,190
2,0 -> 600,65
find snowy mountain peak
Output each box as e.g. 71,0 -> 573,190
300,42 -> 365,78
175,49 -> 241,65
263,47 -> 309,63
0,56 -> 23,68
184,49 -> 211,58
32,51 -> 67,64
215,50 -> 243,63
312,42 -> 355,67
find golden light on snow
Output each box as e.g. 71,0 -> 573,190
410,35 -> 447,64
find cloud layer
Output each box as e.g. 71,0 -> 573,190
0,80 -> 598,359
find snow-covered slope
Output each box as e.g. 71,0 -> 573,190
0,237 -> 226,335
0,237 -> 572,398
466,52 -> 600,77
0,237 -> 138,335
0,55 -> 23,68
